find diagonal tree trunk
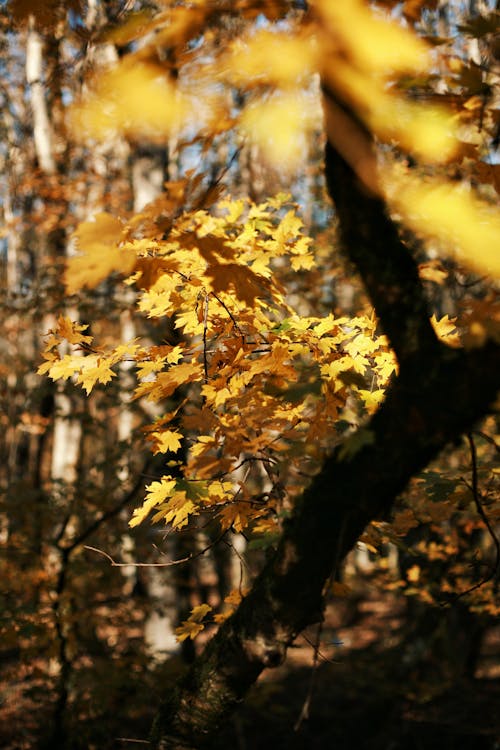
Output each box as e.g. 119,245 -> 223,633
147,95 -> 500,749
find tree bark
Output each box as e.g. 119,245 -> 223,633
149,99 -> 500,749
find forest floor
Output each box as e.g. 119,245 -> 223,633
215,591 -> 500,750
2,587 -> 500,749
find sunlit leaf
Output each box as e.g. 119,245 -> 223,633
71,59 -> 189,142
129,476 -> 177,528
391,174 -> 500,278
240,93 -> 314,168
66,213 -> 135,294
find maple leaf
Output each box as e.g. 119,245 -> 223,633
71,58 -> 190,142
134,361 -> 202,401
189,603 -> 213,622
175,603 -> 213,642
220,197 -> 246,223
175,620 -> 206,642
152,491 -> 198,529
37,351 -> 59,376
136,356 -> 167,380
356,388 -> 386,415
66,213 -> 136,294
77,357 -> 117,395
129,477 -> 177,528
45,354 -> 83,382
430,314 -> 460,346
218,502 -> 254,533
55,316 -> 93,347
208,263 -> 273,308
150,430 -> 183,454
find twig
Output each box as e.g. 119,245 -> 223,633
84,535 -> 222,568
474,430 -> 500,455
223,536 -> 251,584
294,621 -> 323,731
301,633 -> 339,665
210,290 -> 245,344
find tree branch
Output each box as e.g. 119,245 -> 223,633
323,87 -> 440,366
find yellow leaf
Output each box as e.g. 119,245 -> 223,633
129,476 -> 177,528
151,430 -> 183,454
55,316 -> 93,346
66,213 -> 135,294
332,60 -> 457,162
226,30 -> 316,88
430,314 -> 460,344
220,198 -> 246,224
213,588 -> 247,623
166,345 -> 184,365
218,502 -> 253,533
175,620 -> 205,642
356,388 -> 386,415
207,481 -> 233,504
390,174 -> 500,278
156,362 -> 203,397
418,262 -> 448,285
37,352 -> 58,376
152,491 -> 198,529
77,356 -> 117,395
45,354 -> 82,382
71,58 -> 189,142
175,603 -> 213,642
136,356 -> 167,380
188,603 -> 213,622
241,93 -> 314,168
313,314 -> 336,337
318,0 -> 430,75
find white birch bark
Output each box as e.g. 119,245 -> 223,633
26,18 -> 56,175
131,149 -> 180,658
26,22 -> 82,487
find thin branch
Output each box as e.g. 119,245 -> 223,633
294,621 -> 324,731
300,633 -> 339,666
84,532 -> 226,568
474,430 -> 500,455
210,289 -> 246,345
223,536 -> 252,582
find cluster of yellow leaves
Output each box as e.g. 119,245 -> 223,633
38,315 -> 139,394
40,191 -> 406,534
387,173 -> 500,280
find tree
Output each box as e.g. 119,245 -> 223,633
4,0 -> 500,748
